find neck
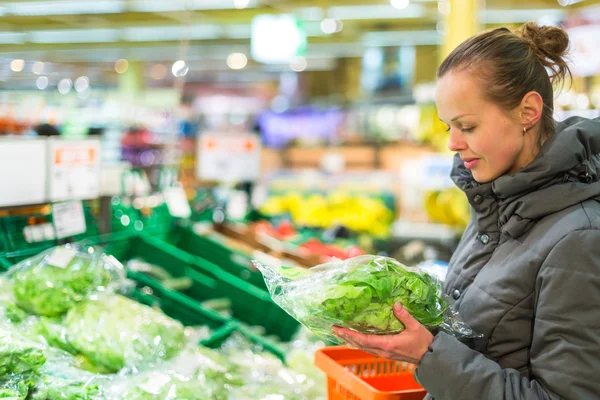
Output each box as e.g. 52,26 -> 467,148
508,125 -> 544,174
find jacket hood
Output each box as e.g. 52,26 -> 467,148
452,116 -> 600,238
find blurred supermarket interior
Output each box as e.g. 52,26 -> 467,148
0,0 -> 598,397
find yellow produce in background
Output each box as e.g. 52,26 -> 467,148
260,191 -> 394,238
424,187 -> 470,230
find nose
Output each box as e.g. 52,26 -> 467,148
447,128 -> 467,152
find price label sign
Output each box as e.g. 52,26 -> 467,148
52,200 -> 87,239
48,139 -> 101,201
197,133 -> 261,182
0,138 -> 47,207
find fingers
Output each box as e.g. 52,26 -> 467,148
392,303 -> 420,331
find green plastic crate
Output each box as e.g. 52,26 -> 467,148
0,256 -> 10,270
0,205 -> 99,253
128,278 -> 228,331
84,232 -> 299,341
111,197 -> 175,239
168,225 -> 267,291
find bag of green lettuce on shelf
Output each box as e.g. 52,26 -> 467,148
7,244 -> 128,317
253,255 -> 478,343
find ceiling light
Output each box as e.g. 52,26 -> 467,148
58,78 -> 72,94
114,59 -> 129,74
74,76 -> 89,92
151,64 -> 167,80
391,0 -> 410,10
321,18 -> 337,34
31,61 -> 44,74
36,76 -> 48,90
227,53 -> 248,70
172,60 -> 189,77
438,0 -> 450,15
10,59 -> 24,72
290,56 -> 307,72
234,0 -> 251,9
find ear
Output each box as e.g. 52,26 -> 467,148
519,91 -> 544,129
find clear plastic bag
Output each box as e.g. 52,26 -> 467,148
0,374 -> 35,399
27,348 -> 111,400
7,244 -> 128,317
104,347 -> 242,400
254,255 -> 479,343
0,324 -> 47,375
62,293 -> 187,373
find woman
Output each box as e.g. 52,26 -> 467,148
334,22 -> 600,399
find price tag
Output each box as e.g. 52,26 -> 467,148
197,133 -> 261,182
41,223 -> 56,241
47,246 -> 77,268
48,139 -> 101,201
0,138 -> 47,207
30,226 -> 45,242
163,186 -> 192,218
52,201 -> 87,239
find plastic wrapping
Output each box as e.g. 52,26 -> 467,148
28,349 -> 110,400
8,244 -> 127,317
254,255 -> 479,343
63,293 -> 186,373
104,347 -> 242,400
0,324 -> 47,375
0,375 -> 35,399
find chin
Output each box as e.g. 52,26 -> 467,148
472,171 -> 496,183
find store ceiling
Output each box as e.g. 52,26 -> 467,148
0,0 -> 594,89
0,0 -> 588,61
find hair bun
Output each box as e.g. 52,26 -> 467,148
517,22 -> 570,83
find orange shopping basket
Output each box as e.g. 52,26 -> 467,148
314,346 -> 427,400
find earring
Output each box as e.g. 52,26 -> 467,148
523,126 -> 527,134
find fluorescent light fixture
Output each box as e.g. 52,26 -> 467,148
130,0 -> 257,12
328,4 -> 425,20
481,9 -> 565,24
29,29 -> 120,43
362,30 -> 441,46
251,14 -> 307,64
4,1 -> 124,16
391,0 -> 410,10
0,32 -> 26,44
293,7 -> 325,21
224,25 -> 252,39
123,25 -> 221,41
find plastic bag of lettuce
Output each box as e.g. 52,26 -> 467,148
254,255 -> 477,343
7,244 -> 127,317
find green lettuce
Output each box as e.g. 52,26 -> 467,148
256,255 -> 447,341
0,327 -> 46,375
64,294 -> 186,372
11,246 -> 124,317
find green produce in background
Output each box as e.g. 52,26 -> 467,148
0,375 -> 35,399
64,294 -> 186,372
256,255 -> 476,343
9,245 -> 126,317
0,326 -> 46,375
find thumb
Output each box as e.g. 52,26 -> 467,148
393,303 -> 420,331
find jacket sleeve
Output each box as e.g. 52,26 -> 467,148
414,229 -> 600,400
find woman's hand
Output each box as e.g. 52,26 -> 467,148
332,303 -> 434,365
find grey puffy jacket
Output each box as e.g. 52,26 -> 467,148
415,117 -> 600,400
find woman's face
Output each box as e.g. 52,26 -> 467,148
436,70 -> 534,183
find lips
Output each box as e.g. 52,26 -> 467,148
462,158 -> 480,169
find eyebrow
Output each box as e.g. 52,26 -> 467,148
451,113 -> 474,122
